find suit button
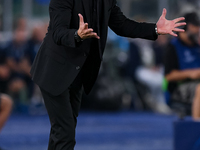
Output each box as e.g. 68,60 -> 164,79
84,53 -> 87,57
76,66 -> 80,70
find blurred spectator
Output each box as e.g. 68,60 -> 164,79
153,35 -> 169,67
164,12 -> 200,120
4,19 -> 29,112
4,20 -> 47,113
13,17 -> 27,31
128,38 -> 171,114
122,16 -> 171,114
26,23 -> 46,64
1,19 -> 48,113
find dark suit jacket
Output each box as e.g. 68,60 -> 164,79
30,0 -> 158,96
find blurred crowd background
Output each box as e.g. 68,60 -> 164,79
0,0 -> 200,115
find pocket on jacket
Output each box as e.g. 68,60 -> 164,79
45,52 -> 66,64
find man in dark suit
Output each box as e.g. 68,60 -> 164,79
30,0 -> 186,149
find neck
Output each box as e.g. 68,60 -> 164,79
179,32 -> 194,46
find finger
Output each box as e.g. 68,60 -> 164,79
173,17 -> 185,23
84,23 -> 88,29
83,29 -> 93,36
87,32 -> 100,39
174,22 -> 187,28
86,32 -> 97,37
94,34 -> 100,39
84,28 -> 94,34
173,28 -> 185,32
170,32 -> 177,37
78,14 -> 84,24
162,8 -> 167,18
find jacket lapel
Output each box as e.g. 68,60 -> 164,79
102,0 -> 109,26
82,0 -> 109,29
99,0 -> 109,51
81,0 -> 91,25
81,0 -> 110,56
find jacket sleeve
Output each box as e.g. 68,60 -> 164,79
49,0 -> 78,48
108,0 -> 158,41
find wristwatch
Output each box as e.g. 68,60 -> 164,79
74,30 -> 83,43
155,24 -> 159,35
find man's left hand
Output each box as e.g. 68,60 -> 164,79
156,8 -> 186,37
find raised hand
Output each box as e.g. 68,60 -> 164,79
77,14 -> 100,40
156,8 -> 186,37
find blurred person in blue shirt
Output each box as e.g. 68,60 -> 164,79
5,27 -> 30,111
5,21 -> 47,113
164,12 -> 200,120
26,23 -> 47,64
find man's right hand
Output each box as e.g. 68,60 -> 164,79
77,14 -> 100,40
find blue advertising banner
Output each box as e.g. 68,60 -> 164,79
174,120 -> 200,150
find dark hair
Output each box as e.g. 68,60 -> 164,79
183,12 -> 200,31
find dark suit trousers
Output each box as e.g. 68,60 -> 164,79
39,70 -> 83,150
